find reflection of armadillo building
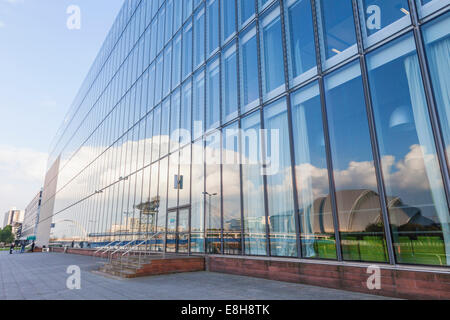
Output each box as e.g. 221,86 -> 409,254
303,189 -> 437,235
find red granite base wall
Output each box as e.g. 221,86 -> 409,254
135,258 -> 205,277
206,256 -> 450,300
50,247 -> 117,258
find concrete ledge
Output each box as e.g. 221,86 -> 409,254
206,255 -> 450,300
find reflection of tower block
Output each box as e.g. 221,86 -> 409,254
135,196 -> 160,227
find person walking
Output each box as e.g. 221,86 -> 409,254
31,241 -> 35,252
9,243 -> 14,254
20,242 -> 25,253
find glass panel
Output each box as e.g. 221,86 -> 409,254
165,0 -> 174,42
194,7 -> 205,69
241,111 -> 267,256
163,44 -> 172,98
184,0 -> 193,21
160,99 -> 171,157
358,0 -> 411,47
181,80 -> 192,146
178,208 -> 190,253
423,13 -> 450,168
239,26 -> 260,112
152,105 -> 161,163
238,0 -> 256,27
191,139 -> 205,253
174,0 -> 182,32
183,22 -> 193,80
264,98 -> 297,257
260,6 -> 285,101
157,7 -> 166,53
284,0 -> 317,87
206,57 -> 221,131
222,42 -> 239,124
324,62 -> 388,263
291,82 -> 337,260
367,34 -> 450,266
178,145 -> 191,207
170,89 -> 181,152
259,0 -> 272,11
157,158 -> 169,240
193,68 -> 205,140
222,122 -> 242,254
416,0 -> 450,18
155,55 -> 164,103
207,0 -> 220,57
205,131 -> 222,253
167,210 -> 177,252
221,0 -> 236,43
316,0 -> 358,70
168,152 -> 179,209
172,33 -> 182,89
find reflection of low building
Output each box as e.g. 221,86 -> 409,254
21,190 -> 43,242
302,189 -> 437,235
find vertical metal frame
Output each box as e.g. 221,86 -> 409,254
310,0 -> 343,261
254,0 -> 272,257
279,0 -> 303,259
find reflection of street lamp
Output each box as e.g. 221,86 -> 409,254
203,192 -> 218,233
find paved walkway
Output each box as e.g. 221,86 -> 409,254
0,251 -> 390,300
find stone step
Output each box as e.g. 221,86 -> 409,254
97,256 -> 205,279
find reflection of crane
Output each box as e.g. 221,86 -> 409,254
203,192 -> 218,232
52,219 -> 88,239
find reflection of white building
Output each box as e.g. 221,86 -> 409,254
21,190 -> 43,241
2,208 -> 24,229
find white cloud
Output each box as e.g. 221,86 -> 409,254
0,21 -> 5,28
0,145 -> 47,212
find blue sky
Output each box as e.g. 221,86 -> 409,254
0,0 -> 123,212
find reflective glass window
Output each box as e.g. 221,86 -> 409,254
263,98 -> 297,257
191,139 -> 205,253
172,33 -> 182,89
165,0 -> 174,42
416,0 -> 450,18
194,7 -> 206,69
207,0 -> 220,57
170,89 -> 181,152
238,0 -> 256,27
239,26 -> 260,112
367,34 -> 450,266
357,0 -> 411,47
325,62 -> 388,263
193,68 -> 205,140
284,0 -> 317,87
221,0 -> 236,43
206,57 -> 221,131
163,44 -> 172,98
222,122 -> 242,254
222,42 -> 239,123
316,0 -> 358,69
178,145 -> 191,207
241,111 -> 267,256
183,22 -> 193,80
181,79 -> 192,146
291,82 -> 337,260
160,98 -> 171,157
260,6 -> 285,101
205,131 -> 222,253
423,13 -> 450,168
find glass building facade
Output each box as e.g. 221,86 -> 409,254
43,0 -> 450,267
